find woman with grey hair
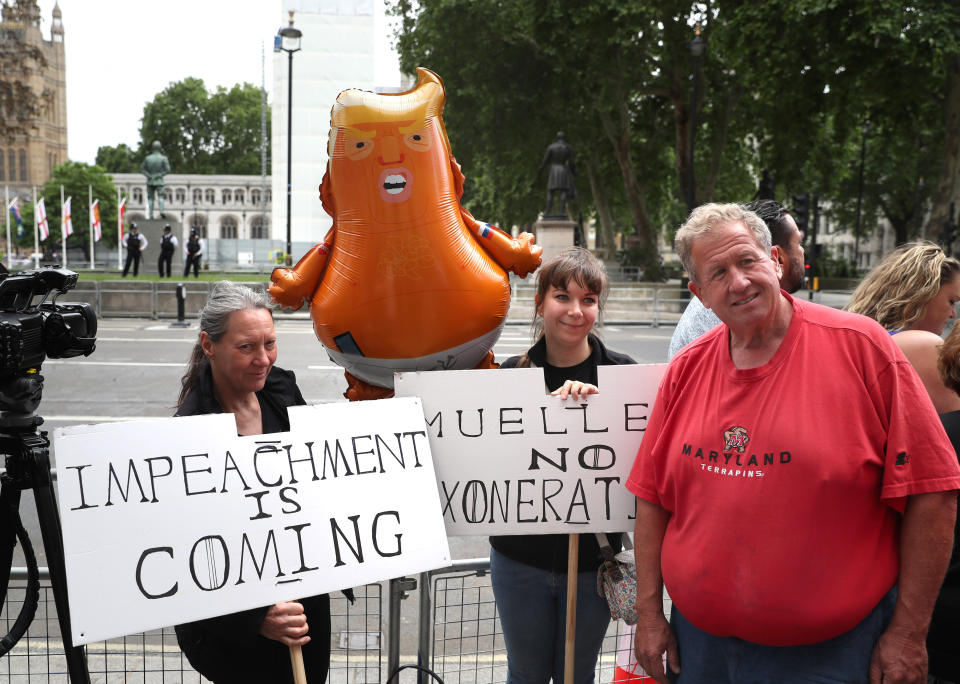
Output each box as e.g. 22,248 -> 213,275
174,281 -> 331,683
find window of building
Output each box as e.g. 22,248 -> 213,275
251,216 -> 268,239
163,188 -> 172,203
235,189 -> 244,205
191,215 -> 208,238
8,151 -> 15,181
265,190 -> 272,203
222,189 -> 232,205
193,189 -> 202,204
176,188 -> 186,204
19,150 -> 26,181
251,189 -> 261,205
133,187 -> 143,204
205,189 -> 215,204
0,150 -> 5,181
221,216 -> 237,239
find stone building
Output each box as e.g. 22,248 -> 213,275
110,173 -> 272,242
0,1 -> 67,192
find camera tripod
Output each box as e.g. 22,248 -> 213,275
0,382 -> 91,682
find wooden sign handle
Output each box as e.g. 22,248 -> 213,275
290,644 -> 307,684
564,533 -> 579,684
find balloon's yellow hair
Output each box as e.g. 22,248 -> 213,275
329,67 -> 450,156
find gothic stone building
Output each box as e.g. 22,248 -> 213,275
0,1 -> 67,191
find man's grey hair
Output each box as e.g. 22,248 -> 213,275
674,203 -> 772,283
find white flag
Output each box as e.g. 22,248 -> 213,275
37,198 -> 49,241
62,197 -> 73,237
92,200 -> 102,242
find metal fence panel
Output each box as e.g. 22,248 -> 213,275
1,577 -> 382,683
422,559 -> 672,684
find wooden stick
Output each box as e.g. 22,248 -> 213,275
564,533 -> 579,684
290,644 -> 307,684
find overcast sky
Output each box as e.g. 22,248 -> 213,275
37,0 -> 401,165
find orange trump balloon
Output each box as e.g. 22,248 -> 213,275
269,68 -> 542,399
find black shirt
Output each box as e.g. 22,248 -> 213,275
490,334 -> 636,573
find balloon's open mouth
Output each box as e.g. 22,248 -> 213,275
378,168 -> 413,203
383,175 -> 406,194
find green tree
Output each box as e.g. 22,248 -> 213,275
134,78 -> 269,175
94,143 -> 138,173
30,161 -> 119,256
0,0 -> 49,141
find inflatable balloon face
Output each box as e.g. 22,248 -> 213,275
269,68 -> 542,400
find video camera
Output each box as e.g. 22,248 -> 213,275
0,266 -> 96,416
0,266 -> 97,677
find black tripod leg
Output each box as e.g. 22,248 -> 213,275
29,449 -> 91,683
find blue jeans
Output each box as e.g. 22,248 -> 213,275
667,587 -> 897,683
490,548 -> 611,684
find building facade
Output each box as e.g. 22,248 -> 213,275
271,0 -> 384,256
110,173 -> 272,242
0,1 -> 67,193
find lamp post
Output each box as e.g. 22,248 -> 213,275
686,25 -> 707,212
279,11 -> 302,267
853,119 -> 870,270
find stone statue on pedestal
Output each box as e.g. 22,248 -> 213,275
538,132 -> 577,218
140,141 -> 171,219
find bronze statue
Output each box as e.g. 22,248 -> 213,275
538,132 -> 577,218
140,141 -> 171,219
753,168 -> 776,201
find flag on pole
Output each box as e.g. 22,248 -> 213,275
92,200 -> 102,241
62,197 -> 73,237
36,198 -> 49,241
118,197 -> 126,241
8,197 -> 24,238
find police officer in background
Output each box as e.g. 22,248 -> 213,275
183,229 -> 204,278
122,222 -> 148,277
158,224 -> 178,277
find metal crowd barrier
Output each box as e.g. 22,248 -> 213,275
1,569 -> 382,683
3,558 -> 671,683
415,558 -> 673,684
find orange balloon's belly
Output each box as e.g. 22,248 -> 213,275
309,233 -> 510,359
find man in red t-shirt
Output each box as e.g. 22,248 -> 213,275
628,203 -> 960,684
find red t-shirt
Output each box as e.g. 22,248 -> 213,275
627,293 -> 960,646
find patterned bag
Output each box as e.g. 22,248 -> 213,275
596,534 -> 637,625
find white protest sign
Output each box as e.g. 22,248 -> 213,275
395,364 -> 667,535
53,397 -> 450,645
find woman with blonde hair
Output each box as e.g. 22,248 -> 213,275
846,241 -> 960,413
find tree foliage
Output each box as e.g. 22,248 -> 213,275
0,0 -> 50,141
95,143 -> 138,173
392,0 -> 960,265
134,78 -> 269,175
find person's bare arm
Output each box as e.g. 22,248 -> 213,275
893,330 -> 960,414
633,498 -> 679,684
869,490 -> 957,684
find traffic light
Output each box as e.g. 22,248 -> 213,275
792,193 -> 811,234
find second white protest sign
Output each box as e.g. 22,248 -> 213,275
395,364 -> 667,536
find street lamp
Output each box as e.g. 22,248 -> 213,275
686,25 -> 707,212
278,11 -> 302,267
853,119 -> 870,270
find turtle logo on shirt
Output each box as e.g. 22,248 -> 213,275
723,426 -> 750,453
